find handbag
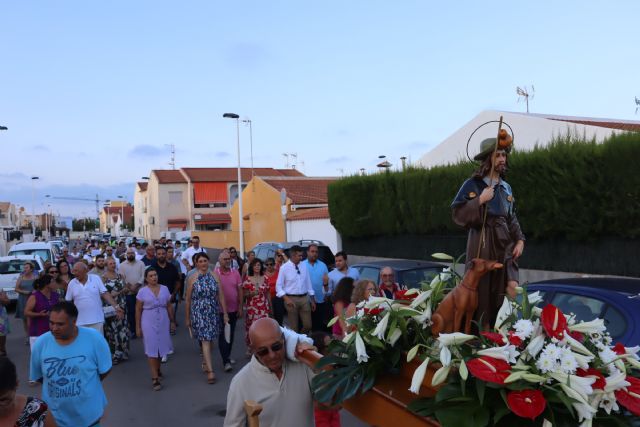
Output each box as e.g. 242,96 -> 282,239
103,306 -> 117,319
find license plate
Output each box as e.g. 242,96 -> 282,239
4,290 -> 18,300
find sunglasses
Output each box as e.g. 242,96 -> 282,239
254,340 -> 284,357
49,270 -> 58,273
265,263 -> 274,266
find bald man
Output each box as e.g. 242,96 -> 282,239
224,318 -> 315,427
66,262 -> 123,333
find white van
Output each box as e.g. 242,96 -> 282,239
8,242 -> 61,263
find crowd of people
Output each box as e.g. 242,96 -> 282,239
0,235 -> 412,427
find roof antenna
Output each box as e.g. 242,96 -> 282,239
165,144 -> 176,169
282,153 -> 289,168
516,85 -> 535,113
635,96 -> 640,114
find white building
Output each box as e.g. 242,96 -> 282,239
286,207 -> 341,253
418,110 -> 640,169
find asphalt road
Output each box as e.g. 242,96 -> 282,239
7,311 -> 367,426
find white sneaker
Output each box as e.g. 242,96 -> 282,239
229,358 -> 237,365
161,355 -> 168,363
224,363 -> 233,372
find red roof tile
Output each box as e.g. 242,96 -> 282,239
549,118 -> 640,133
262,177 -> 338,205
287,207 -> 330,221
182,168 -> 288,183
152,170 -> 187,184
275,168 -> 305,177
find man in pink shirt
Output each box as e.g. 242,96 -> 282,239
216,250 -> 243,372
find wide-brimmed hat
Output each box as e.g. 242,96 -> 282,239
473,130 -> 513,161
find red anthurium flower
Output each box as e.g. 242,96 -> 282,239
394,290 -> 417,301
577,368 -> 606,390
541,304 -> 567,339
507,389 -> 546,420
508,330 -> 523,347
466,356 -> 511,384
364,307 -> 383,316
613,342 -> 627,355
481,331 -> 505,346
615,376 -> 640,416
568,330 -> 584,342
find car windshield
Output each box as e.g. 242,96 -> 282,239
9,249 -> 50,261
399,267 -> 444,289
0,260 -> 40,274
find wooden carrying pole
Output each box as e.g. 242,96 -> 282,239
244,400 -> 263,427
476,115 -> 504,258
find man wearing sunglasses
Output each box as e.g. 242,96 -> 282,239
224,318 -> 315,427
275,246 -> 315,334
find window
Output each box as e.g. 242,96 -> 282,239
399,267 -> 444,290
358,267 -> 381,283
195,223 -> 229,231
602,305 -> 626,341
168,191 -> 183,205
550,292 -> 605,321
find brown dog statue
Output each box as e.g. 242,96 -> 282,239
431,258 -> 503,337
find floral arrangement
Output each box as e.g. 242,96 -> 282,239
311,254 -> 640,427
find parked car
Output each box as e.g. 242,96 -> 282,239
8,242 -> 61,263
0,255 -> 45,303
527,277 -> 640,346
352,259 -> 447,290
252,240 -> 336,269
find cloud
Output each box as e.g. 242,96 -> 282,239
215,151 -> 230,158
225,42 -> 269,69
30,144 -> 50,152
325,156 -> 351,164
128,144 -> 165,158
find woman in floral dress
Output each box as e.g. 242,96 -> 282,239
185,252 -> 229,384
102,257 -> 130,364
240,258 -> 272,347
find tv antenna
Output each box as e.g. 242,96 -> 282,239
282,153 -> 289,168
635,96 -> 640,114
516,85 -> 535,113
165,144 -> 176,169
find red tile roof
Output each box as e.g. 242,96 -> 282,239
181,167 -> 305,182
287,207 -> 331,221
275,168 -> 305,177
261,177 -> 338,205
549,118 -> 640,133
152,170 -> 187,184
137,182 -> 148,191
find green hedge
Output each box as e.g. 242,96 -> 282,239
328,132 -> 640,241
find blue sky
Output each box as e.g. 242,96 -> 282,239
1,1 -> 639,216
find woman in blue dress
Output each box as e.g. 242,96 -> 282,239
185,252 -> 229,384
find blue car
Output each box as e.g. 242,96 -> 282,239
528,277 -> 640,346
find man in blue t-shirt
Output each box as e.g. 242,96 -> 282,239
30,301 -> 112,427
302,244 -> 329,332
327,251 -> 360,296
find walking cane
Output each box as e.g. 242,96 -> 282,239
244,400 -> 263,427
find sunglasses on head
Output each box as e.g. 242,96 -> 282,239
254,340 -> 284,357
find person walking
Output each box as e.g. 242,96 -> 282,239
180,236 -> 205,273
14,262 -> 37,342
55,260 -> 73,297
240,258 -> 272,349
215,250 -> 242,371
151,247 -> 181,334
327,252 -> 359,297
185,253 -> 229,384
240,250 -> 256,279
303,244 -> 329,332
264,257 -> 284,326
119,248 -> 146,337
0,357 -> 56,427
102,258 -> 130,364
24,275 -> 60,349
30,301 -> 112,427
346,280 -> 378,319
275,245 -> 315,334
331,277 -> 355,339
135,268 -> 175,391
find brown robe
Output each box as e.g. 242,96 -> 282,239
451,177 -> 525,329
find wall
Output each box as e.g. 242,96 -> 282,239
133,186 -> 148,238
198,230 -> 240,250
286,218 -> 342,253
152,181 -> 188,239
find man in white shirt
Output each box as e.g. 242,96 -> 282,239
224,318 -> 315,427
119,248 -> 146,336
275,245 -> 315,334
181,235 -> 205,272
66,262 -> 123,333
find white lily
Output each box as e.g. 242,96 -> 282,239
407,344 -> 420,362
388,328 -> 402,346
494,297 -> 514,332
627,357 -> 640,370
440,345 -> 452,367
522,373 -> 546,383
429,270 -> 452,287
437,332 -> 475,347
531,306 -> 543,317
591,390 -> 619,415
412,304 -> 432,326
542,420 -> 553,427
354,332 -> 369,363
564,333 -> 595,357
431,252 -> 454,261
476,344 -> 519,364
527,291 -> 543,305
504,371 -> 526,383
459,359 -> 468,380
560,384 -> 597,421
342,331 -> 354,343
573,352 -> 594,369
409,357 -> 430,394
603,369 -> 630,393
364,296 -> 391,309
526,335 -> 545,357
371,312 -> 390,341
410,290 -> 432,308
568,318 -> 606,335
551,372 -> 595,401
431,364 -> 451,386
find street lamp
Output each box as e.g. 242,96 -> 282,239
0,126 -> 7,131
118,195 -> 126,236
223,112 -> 245,256
31,177 -> 39,236
241,119 -> 254,178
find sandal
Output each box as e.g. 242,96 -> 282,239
206,370 -> 216,384
152,378 -> 162,391
201,361 -> 207,372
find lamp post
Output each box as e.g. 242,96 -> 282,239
31,176 -> 39,236
241,119 -> 254,178
118,195 -> 125,236
223,112 -> 244,256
